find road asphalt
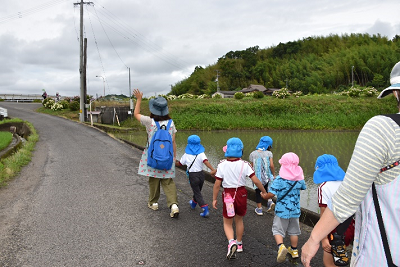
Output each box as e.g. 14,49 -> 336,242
0,102 -> 324,267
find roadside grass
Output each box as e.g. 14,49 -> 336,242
36,94 -> 398,130
0,119 -> 38,188
0,132 -> 12,150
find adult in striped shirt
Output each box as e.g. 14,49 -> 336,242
302,62 -> 400,267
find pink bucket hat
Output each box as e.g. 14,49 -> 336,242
278,152 -> 304,181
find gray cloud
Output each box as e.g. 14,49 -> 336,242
0,0 -> 399,98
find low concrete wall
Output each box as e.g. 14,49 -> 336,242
120,139 -> 320,228
0,122 -> 31,139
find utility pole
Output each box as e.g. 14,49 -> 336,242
74,0 -> 93,122
128,67 -> 133,115
216,70 -> 220,92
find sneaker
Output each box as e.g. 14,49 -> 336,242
226,240 -> 237,260
148,203 -> 158,211
255,207 -> 263,215
237,243 -> 243,253
329,233 -> 349,266
287,246 -> 299,258
266,202 -> 275,212
170,204 -> 179,218
277,244 -> 288,263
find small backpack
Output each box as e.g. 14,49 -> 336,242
147,119 -> 174,170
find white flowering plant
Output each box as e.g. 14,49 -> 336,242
272,88 -> 291,99
51,102 -> 64,111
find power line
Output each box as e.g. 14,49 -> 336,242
87,3 -> 189,70
85,4 -> 110,94
0,0 -> 70,25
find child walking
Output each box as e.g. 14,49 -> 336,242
313,154 -> 354,267
176,135 -> 216,218
212,137 -> 268,260
133,89 -> 179,218
249,136 -> 275,215
264,152 -> 307,263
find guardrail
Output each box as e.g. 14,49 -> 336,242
0,94 -> 53,102
0,107 -> 7,118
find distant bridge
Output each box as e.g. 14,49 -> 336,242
0,94 -> 56,102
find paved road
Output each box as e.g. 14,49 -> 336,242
0,102 -> 323,267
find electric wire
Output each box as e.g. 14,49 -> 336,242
85,4 -> 110,94
89,2 -> 189,70
0,0 -> 70,25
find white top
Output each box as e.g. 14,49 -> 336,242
179,152 -> 208,172
317,181 -> 342,207
215,159 -> 255,188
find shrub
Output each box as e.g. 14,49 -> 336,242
252,91 -> 264,99
43,98 -> 55,108
58,100 -> 69,109
212,94 -> 222,99
293,91 -> 303,98
234,92 -> 245,99
197,94 -> 210,99
69,101 -> 80,111
272,88 -> 291,99
362,87 -> 378,97
51,102 -> 64,111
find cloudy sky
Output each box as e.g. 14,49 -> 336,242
1,0 -> 399,98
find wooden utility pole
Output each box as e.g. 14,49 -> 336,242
74,0 -> 93,122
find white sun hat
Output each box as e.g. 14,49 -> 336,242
377,61 -> 400,99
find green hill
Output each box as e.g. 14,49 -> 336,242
170,33 -> 400,96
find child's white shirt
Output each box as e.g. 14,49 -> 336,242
179,152 -> 208,172
215,159 -> 255,188
318,180 -> 342,207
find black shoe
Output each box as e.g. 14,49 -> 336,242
329,233 -> 349,266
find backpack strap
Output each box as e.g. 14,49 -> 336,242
373,114 -> 399,267
277,181 -> 297,203
384,113 -> 400,126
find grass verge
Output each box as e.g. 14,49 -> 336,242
0,119 -> 38,188
0,132 -> 12,150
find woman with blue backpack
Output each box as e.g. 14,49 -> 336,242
133,89 -> 179,218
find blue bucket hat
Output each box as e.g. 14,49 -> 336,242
224,137 -> 243,158
256,136 -> 273,151
313,154 -> 345,184
185,135 -> 205,155
149,96 -> 169,116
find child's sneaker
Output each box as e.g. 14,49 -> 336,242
237,242 -> 243,252
287,246 -> 299,258
266,201 -> 275,212
277,244 -> 288,263
329,233 -> 349,266
170,204 -> 179,218
255,207 -> 263,215
226,240 -> 237,260
148,203 -> 158,211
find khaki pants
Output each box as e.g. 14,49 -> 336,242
148,177 -> 178,208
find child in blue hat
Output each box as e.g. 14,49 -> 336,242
213,137 -> 268,260
313,154 -> 354,267
249,136 -> 275,215
177,135 -> 216,218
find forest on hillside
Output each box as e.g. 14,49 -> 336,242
170,33 -> 400,96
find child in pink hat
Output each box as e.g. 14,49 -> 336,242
264,152 -> 307,263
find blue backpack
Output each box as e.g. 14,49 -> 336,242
147,119 -> 174,170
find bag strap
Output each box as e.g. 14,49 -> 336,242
371,183 -> 397,267
277,181 -> 298,203
231,161 -> 245,201
375,154 -> 399,267
187,154 -> 198,172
